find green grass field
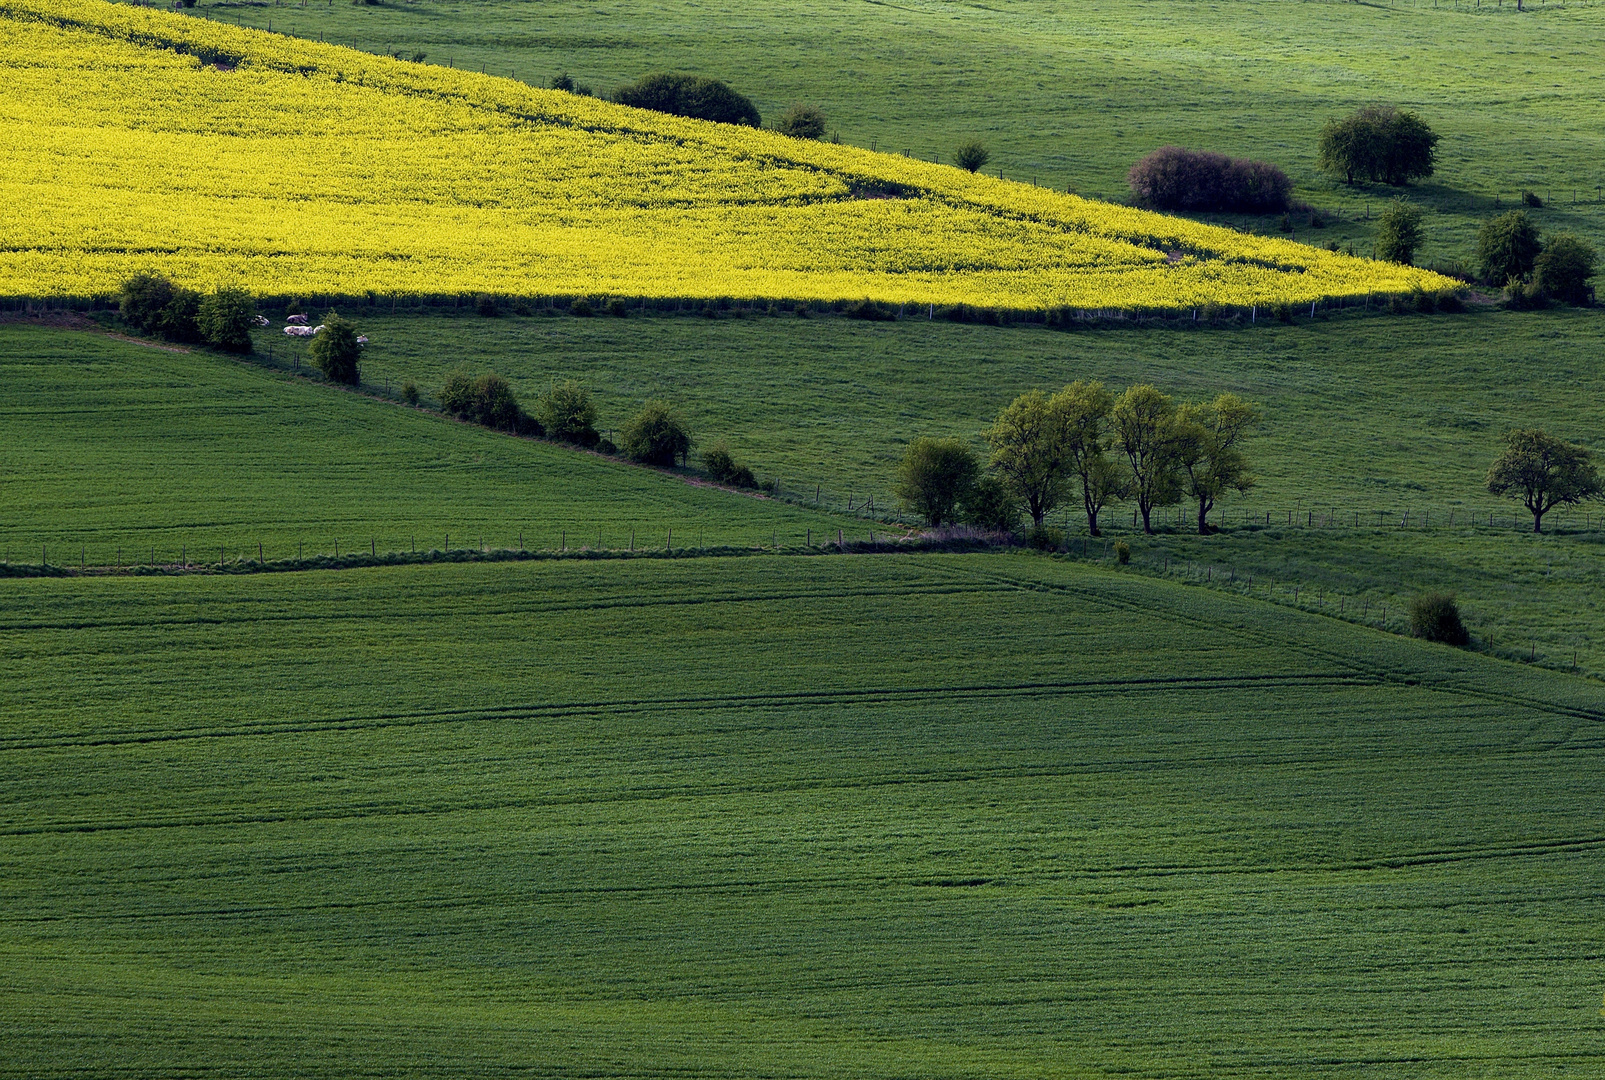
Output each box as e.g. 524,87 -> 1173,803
191,0 -> 1605,265
260,304 -> 1605,672
3,554 -> 1602,1078
0,325 -> 859,559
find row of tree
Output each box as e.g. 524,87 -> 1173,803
897,383 -> 1261,536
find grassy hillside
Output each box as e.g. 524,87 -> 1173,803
194,0 -> 1605,267
265,304 -> 1605,671
2,554 -> 1601,1078
0,0 -> 1447,307
0,325 -> 858,558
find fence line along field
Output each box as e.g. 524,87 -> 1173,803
0,326 -> 859,554
1,554 -> 1599,1078
0,0 -> 1452,310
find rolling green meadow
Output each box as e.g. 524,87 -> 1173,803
3,555 -> 1603,1077
9,0 -> 1605,1075
0,325 -> 859,558
193,0 -> 1605,264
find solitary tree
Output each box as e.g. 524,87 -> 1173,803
308,312 -> 361,385
197,286 -> 256,353
1533,233 -> 1597,305
1317,105 -> 1437,186
1175,393 -> 1260,534
538,379 -> 600,445
1052,380 -> 1121,537
620,400 -> 692,465
777,103 -> 827,140
954,139 -> 990,174
1475,210 -> 1542,286
1374,198 -> 1424,265
1110,384 -> 1183,534
1485,428 -> 1602,532
894,437 -> 979,527
984,389 -> 1068,526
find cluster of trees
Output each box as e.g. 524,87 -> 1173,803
897,382 -> 1261,537
1317,106 -> 1439,186
1475,210 -> 1596,304
1126,147 -> 1293,213
119,274 -> 258,352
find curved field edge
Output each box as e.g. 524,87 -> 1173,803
0,0 -> 1453,309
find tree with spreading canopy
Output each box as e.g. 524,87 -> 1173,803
1485,429 -> 1601,533
983,390 -> 1069,527
1317,106 -> 1437,186
1174,393 -> 1261,534
1110,384 -> 1184,534
1052,380 -> 1123,537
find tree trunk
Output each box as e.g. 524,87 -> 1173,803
1196,498 -> 1211,535
1533,508 -> 1544,532
1086,508 -> 1101,538
1139,500 -> 1154,534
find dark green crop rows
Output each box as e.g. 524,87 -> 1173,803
1,555 -> 1601,1077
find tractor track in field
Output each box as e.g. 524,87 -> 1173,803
0,672 -> 1371,754
944,560 -> 1605,727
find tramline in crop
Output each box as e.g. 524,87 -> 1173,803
0,0 -> 1452,308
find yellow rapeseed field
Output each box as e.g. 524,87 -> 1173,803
0,0 -> 1454,308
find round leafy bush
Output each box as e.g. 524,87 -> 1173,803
1534,233 -> 1597,305
620,400 -> 692,466
1410,593 -> 1470,647
197,287 -> 257,353
538,380 -> 600,446
308,312 -> 361,385
953,140 -> 990,174
613,73 -> 760,127
1126,146 -> 1291,213
778,103 -> 827,139
1476,210 -> 1542,286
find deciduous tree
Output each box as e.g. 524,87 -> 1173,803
984,390 -> 1067,527
1110,384 -> 1183,534
1175,393 -> 1260,534
1475,210 -> 1542,286
1052,380 -> 1122,537
1485,428 -> 1601,533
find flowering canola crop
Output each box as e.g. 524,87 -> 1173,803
0,0 -> 1454,308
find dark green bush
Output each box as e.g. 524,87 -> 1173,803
538,379 -> 600,446
1410,592 -> 1470,647
1113,540 -> 1131,564
620,400 -> 693,466
954,139 -> 990,174
401,380 -> 420,405
1521,189 -> 1543,208
470,373 -> 523,431
778,103 -> 827,139
961,474 -> 1018,532
894,437 -> 979,527
1027,525 -> 1065,550
118,273 -> 201,342
197,287 -> 256,353
439,367 -> 476,417
570,298 -> 594,317
308,312 -> 362,385
1317,105 -> 1438,186
1533,233 -> 1597,305
613,72 -> 760,127
1476,210 -> 1542,286
475,293 -> 501,317
846,299 -> 897,321
1375,198 -> 1424,265
608,299 -> 629,317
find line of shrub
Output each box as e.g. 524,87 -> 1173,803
1127,146 -> 1292,213
119,274 -> 258,352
